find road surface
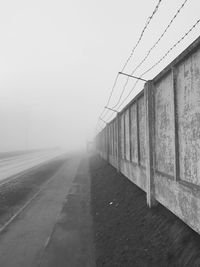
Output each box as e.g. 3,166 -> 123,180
0,149 -> 64,183
0,154 -> 95,267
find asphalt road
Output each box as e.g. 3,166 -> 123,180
0,154 -> 94,267
40,157 -> 95,267
0,149 -> 64,183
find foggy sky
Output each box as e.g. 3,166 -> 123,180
0,0 -> 199,151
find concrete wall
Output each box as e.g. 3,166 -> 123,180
119,93 -> 147,192
96,36 -> 200,235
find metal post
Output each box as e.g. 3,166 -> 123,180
119,72 -> 148,82
105,106 -> 118,113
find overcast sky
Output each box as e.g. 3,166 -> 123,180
0,0 -> 200,151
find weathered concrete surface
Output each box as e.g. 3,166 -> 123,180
177,50 -> 200,185
130,102 -> 138,163
108,154 -> 118,169
40,157 -> 95,267
0,155 -> 80,267
154,173 -> 200,234
155,72 -> 175,176
97,37 -> 200,236
108,120 -> 118,168
125,109 -> 130,161
138,95 -> 146,166
120,160 -> 147,192
113,120 -> 118,157
120,114 -> 125,159
108,124 -> 112,156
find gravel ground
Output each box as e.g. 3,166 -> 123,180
0,157 -> 67,227
90,155 -> 200,267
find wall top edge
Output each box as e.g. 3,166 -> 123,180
98,35 -> 200,134
100,88 -> 145,131
119,89 -> 144,115
106,89 -> 145,127
153,35 -> 200,83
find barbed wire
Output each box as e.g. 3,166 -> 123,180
120,0 -> 163,72
97,0 -> 163,124
141,19 -> 200,77
116,79 -> 140,110
101,18 -> 200,126
117,19 -> 200,110
98,73 -> 120,120
132,0 -> 189,75
111,0 -> 189,110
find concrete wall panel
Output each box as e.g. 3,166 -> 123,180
120,114 -> 125,159
155,73 -> 175,176
176,50 -> 200,185
114,120 -> 118,157
125,109 -> 130,161
97,37 -> 200,237
130,102 -> 138,163
138,96 -> 146,166
155,173 -> 200,234
109,154 -> 118,169
120,160 -> 146,192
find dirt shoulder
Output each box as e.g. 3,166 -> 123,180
90,155 -> 200,267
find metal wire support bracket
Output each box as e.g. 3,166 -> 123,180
105,106 -> 118,113
99,117 -> 107,124
119,72 -> 148,82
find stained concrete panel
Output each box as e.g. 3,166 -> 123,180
98,37 -> 200,237
138,96 -> 146,166
155,73 -> 175,176
108,126 -> 110,155
130,102 -> 138,163
176,50 -> 200,185
154,173 -> 200,235
120,160 -> 147,192
110,124 -> 113,155
108,126 -> 111,155
103,131 -> 106,154
113,121 -> 116,156
113,120 -> 116,157
125,109 -> 130,161
109,154 -> 118,169
111,124 -> 113,155
120,114 -> 125,159
114,120 -> 118,157
110,124 -> 112,155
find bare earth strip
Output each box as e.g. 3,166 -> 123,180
90,155 -> 200,267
